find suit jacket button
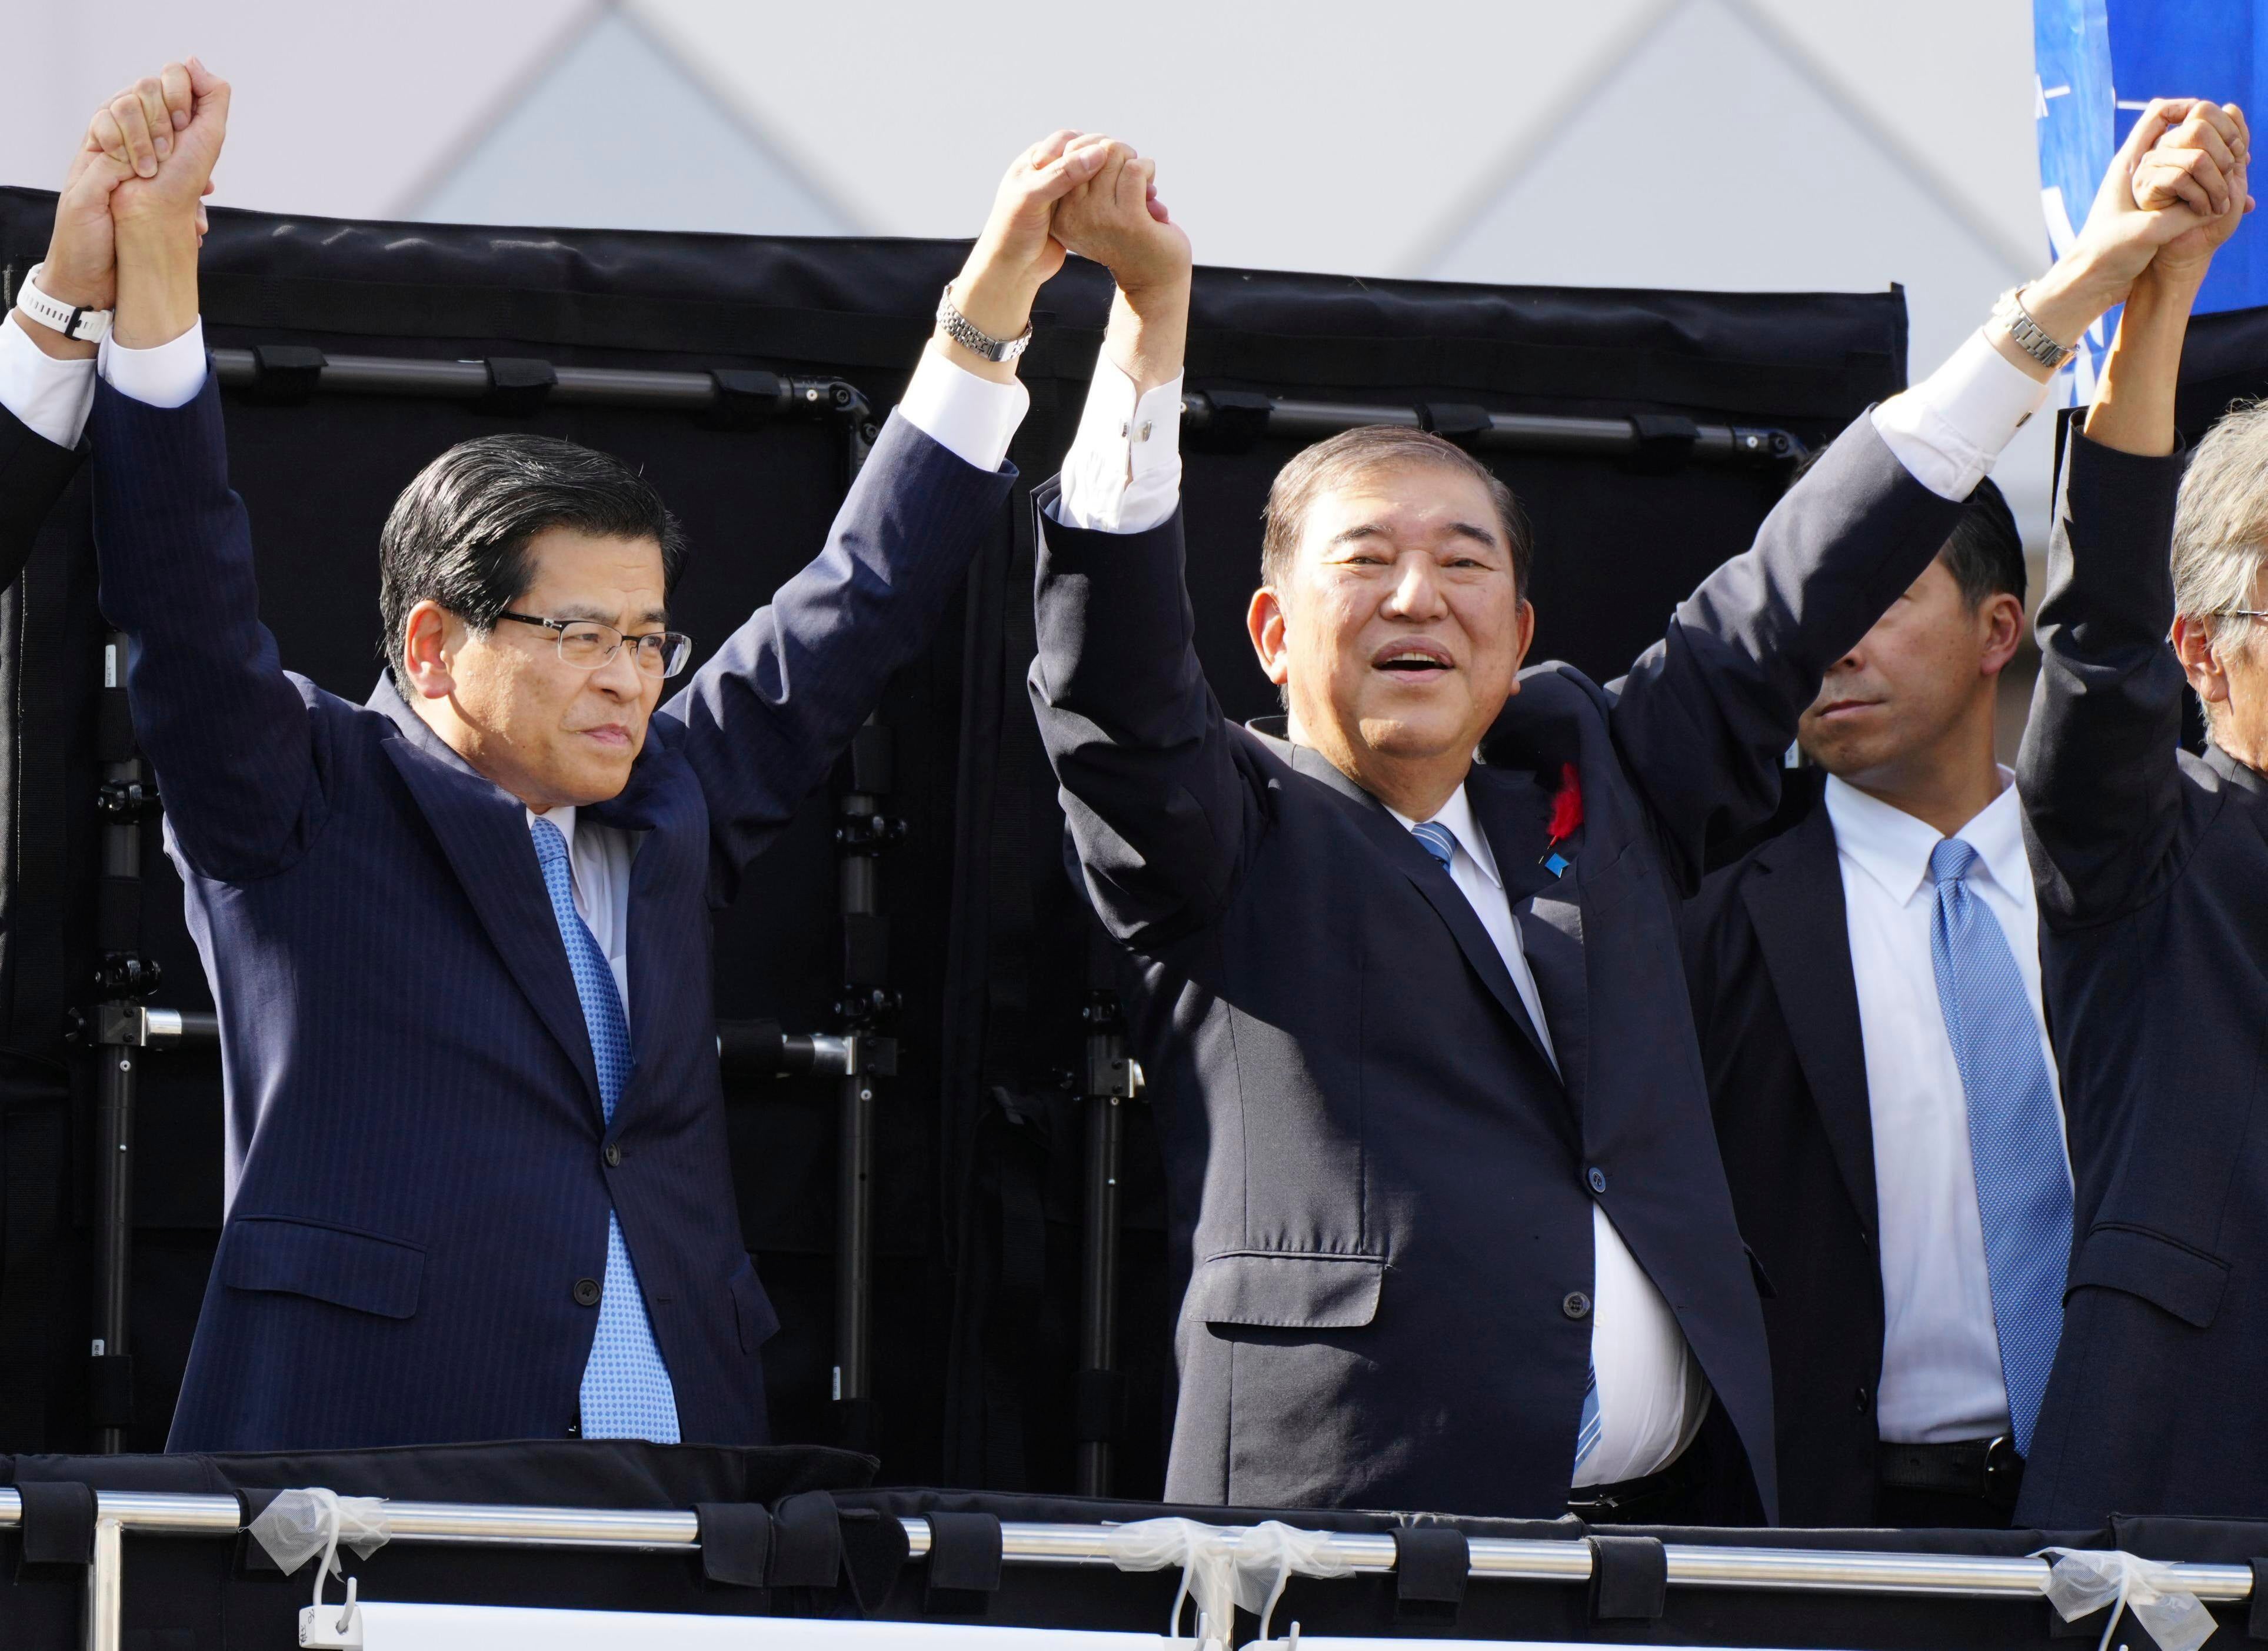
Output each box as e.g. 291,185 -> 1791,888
1563,1291 -> 1592,1320
1853,1384 -> 1870,1413
1586,1166 -> 1608,1195
603,1143 -> 622,1168
572,1277 -> 602,1307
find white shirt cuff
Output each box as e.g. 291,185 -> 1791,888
96,318 -> 209,410
1055,350 -> 1184,535
0,312 -> 98,449
895,345 -> 1028,474
1869,328 -> 2048,501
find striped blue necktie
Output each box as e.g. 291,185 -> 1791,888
530,815 -> 681,1443
1411,817 -> 1604,1479
1927,837 -> 2071,1457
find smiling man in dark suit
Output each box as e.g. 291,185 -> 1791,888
1025,128 -> 2210,1522
22,60 -> 1130,1450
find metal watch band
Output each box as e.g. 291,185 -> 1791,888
1991,285 -> 2072,371
935,283 -> 1032,364
15,263 -> 112,344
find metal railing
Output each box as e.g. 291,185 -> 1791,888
5,1486 -> 2247,1651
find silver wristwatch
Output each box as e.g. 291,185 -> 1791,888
1990,285 -> 2073,371
15,263 -> 111,344
935,283 -> 1033,364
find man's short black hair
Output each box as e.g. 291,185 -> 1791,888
1784,451 -> 2023,607
378,434 -> 688,693
1938,474 -> 2024,607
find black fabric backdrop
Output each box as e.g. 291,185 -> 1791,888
0,185 -> 2247,1507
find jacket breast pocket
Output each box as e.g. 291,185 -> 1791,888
728,1256 -> 780,1354
221,1216 -> 424,1320
1187,1250 -> 1385,1331
2067,1222 -> 2230,1329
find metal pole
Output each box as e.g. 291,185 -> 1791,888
831,720 -> 901,1452
82,1514 -> 121,1651
1075,991 -> 1139,1497
90,630 -> 158,1454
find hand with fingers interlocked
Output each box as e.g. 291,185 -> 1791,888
933,130 -> 1118,382
2133,98 -> 2253,287
18,60 -> 221,362
1049,136 -> 1191,305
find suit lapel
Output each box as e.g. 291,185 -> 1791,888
1740,800 -> 1879,1236
368,680 -> 604,1120
1277,738 -> 1556,1074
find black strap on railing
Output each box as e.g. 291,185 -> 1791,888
1391,1526 -> 1469,1625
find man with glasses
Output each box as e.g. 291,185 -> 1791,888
28,61 -> 1124,1450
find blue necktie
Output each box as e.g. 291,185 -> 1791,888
1927,837 -> 2071,1457
530,816 -> 681,1443
1411,818 -> 1604,1479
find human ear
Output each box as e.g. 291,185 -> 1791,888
2172,613 -> 2232,709
1511,597 -> 1537,674
1247,587 -> 1290,688
402,601 -> 459,701
1979,593 -> 2026,676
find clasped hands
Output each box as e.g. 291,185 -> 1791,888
26,56 -> 229,361
937,130 -> 1193,387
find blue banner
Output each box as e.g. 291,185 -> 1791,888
2034,0 -> 2266,389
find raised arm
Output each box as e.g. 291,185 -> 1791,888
1022,145 -> 1245,943
0,69 -> 207,588
669,134 -> 1114,899
1614,101 -> 2235,894
2021,101 -> 2250,923
83,63 -> 323,883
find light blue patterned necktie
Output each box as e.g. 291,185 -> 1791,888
1411,817 -> 1604,1480
530,815 -> 681,1443
1927,837 -> 2071,1457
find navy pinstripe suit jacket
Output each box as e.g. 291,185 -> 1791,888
88,376 -> 1010,1452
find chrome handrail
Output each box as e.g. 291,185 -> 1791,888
0,1486 -> 2238,1651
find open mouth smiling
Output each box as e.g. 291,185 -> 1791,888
1373,643 -> 1454,675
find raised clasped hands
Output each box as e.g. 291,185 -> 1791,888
2005,95 -> 2250,371
941,132 -> 1193,386
1048,138 -> 1192,305
24,59 -> 228,361
2129,98 -> 2252,288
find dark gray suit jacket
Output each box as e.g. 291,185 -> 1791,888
1030,417 -> 1961,1519
2016,431 -> 2268,1524
1681,788 -> 1889,1526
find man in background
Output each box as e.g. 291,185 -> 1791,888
1681,473 -> 2054,1527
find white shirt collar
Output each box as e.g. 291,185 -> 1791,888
529,803 -> 578,847
1385,781 -> 1505,889
1821,768 -> 2023,905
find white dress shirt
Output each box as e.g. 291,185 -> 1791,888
1822,773 -> 2067,1444
1386,784 -> 1708,1486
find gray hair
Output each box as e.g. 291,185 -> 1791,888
2174,402 -> 2268,716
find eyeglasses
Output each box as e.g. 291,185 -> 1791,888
497,612 -> 693,678
2219,611 -> 2268,623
